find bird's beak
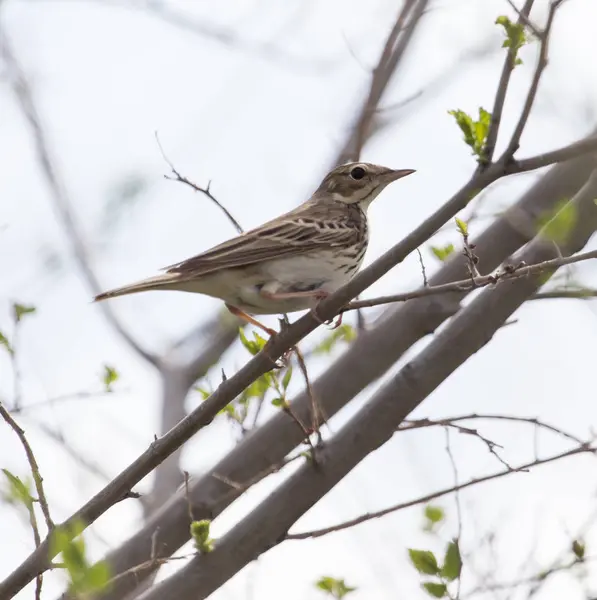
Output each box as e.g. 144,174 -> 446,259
386,168 -> 416,182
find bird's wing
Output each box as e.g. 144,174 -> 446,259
164,207 -> 360,277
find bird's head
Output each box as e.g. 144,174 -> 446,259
313,162 -> 415,210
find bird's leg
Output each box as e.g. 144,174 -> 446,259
225,304 -> 277,337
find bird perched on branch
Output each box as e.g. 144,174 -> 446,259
94,162 -> 415,335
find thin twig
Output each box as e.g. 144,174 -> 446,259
504,0 -> 542,38
482,0 -> 535,164
155,133 -> 244,235
343,249 -> 597,312
293,345 -> 323,447
286,443 -> 596,540
0,402 -> 54,532
400,413 -> 587,447
416,248 -> 429,287
445,428 -> 463,599
500,0 -> 567,161
337,0 -> 429,164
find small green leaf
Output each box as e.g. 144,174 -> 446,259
441,540 -> 462,581
455,217 -> 468,237
424,505 -> 445,525
408,549 -> 440,575
190,519 -> 214,553
539,200 -> 577,244
13,303 -> 36,323
572,539 -> 585,560
238,328 -> 258,355
495,15 -> 528,65
271,397 -> 285,408
2,469 -> 34,509
0,331 -> 13,355
84,561 -> 111,592
315,576 -> 356,598
282,366 -> 293,391
313,324 -> 357,355
448,108 -> 492,160
430,244 -> 455,262
102,365 -> 119,392
194,386 -> 211,401
422,582 -> 447,598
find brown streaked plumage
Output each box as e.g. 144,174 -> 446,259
94,162 -> 415,334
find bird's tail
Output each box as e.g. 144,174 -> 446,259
93,273 -> 183,302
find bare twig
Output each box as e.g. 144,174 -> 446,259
286,443 -> 596,540
400,413 -> 587,447
155,133 -> 244,235
0,25 -> 158,367
293,345 -> 323,447
445,429 -> 463,599
336,0 -> 429,164
0,402 -> 54,533
416,248 -> 429,287
343,249 -> 597,312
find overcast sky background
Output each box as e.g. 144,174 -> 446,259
2,0 -> 597,598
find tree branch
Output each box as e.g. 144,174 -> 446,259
482,0 -> 535,164
0,402 -> 54,533
342,249 -> 597,312
285,442 -> 595,540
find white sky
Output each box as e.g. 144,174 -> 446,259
2,0 -> 597,599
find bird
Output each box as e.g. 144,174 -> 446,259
94,162 -> 415,335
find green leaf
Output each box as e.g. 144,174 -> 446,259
424,505 -> 445,526
538,200 -> 577,244
190,519 -> 214,553
194,386 -> 211,401
430,244 -> 455,262
282,366 -> 293,391
455,217 -> 468,237
572,539 -> 585,560
313,324 -> 357,355
84,561 -> 111,592
271,397 -> 286,408
315,576 -> 356,598
102,365 -> 119,392
495,15 -> 528,64
422,582 -> 447,598
50,520 -> 107,595
238,328 -> 257,355
448,108 -> 492,160
0,331 -> 13,355
239,329 -> 267,356
408,549 -> 440,575
2,469 -> 34,509
13,303 -> 36,323
441,540 -> 462,581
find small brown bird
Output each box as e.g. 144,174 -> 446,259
94,162 -> 415,334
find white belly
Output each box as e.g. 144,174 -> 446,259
180,251 -> 362,314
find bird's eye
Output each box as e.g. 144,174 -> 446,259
350,166 -> 366,180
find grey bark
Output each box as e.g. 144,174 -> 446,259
95,146 -> 597,600
137,170 -> 597,600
